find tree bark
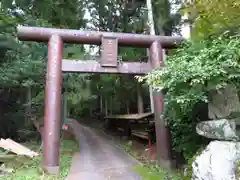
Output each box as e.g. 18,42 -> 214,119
25,88 -> 44,150
25,87 -> 32,126
105,98 -> 108,116
100,96 -> 103,113
137,82 -> 144,114
110,96 -> 113,115
126,101 -> 130,114
146,0 -> 171,168
146,0 -> 156,113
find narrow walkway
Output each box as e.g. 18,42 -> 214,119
66,119 -> 143,180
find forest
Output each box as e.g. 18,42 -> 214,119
1,0 -> 240,179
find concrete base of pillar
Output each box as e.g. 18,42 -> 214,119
43,165 -> 60,175
158,159 -> 173,169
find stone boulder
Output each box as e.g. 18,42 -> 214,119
208,84 -> 240,119
196,119 -> 238,141
192,84 -> 240,179
192,141 -> 240,180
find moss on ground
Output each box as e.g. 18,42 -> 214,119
133,165 -> 183,180
0,139 -> 78,180
235,160 -> 240,179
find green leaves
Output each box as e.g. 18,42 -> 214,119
185,0 -> 240,39
145,36 -> 240,110
142,35 -> 240,159
152,0 -> 181,35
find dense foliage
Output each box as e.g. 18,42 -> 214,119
0,0 -> 182,141
141,35 -> 240,158
3,0 -> 230,165
185,0 -> 240,39
0,1 -> 88,139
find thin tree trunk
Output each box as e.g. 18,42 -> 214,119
25,87 -> 32,126
61,92 -> 67,125
100,96 -> 103,113
146,0 -> 156,35
146,0 -> 167,113
25,87 -> 43,151
110,96 -> 113,115
89,106 -> 93,116
31,116 -> 43,151
137,83 -> 144,114
126,101 -> 130,114
146,0 -> 172,167
146,0 -> 156,113
182,12 -> 192,39
105,99 -> 108,116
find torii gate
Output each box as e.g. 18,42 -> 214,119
17,26 -> 184,174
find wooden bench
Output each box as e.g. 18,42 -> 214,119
104,112 -> 155,144
132,130 -> 149,139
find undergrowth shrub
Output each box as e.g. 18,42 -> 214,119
138,34 -> 240,160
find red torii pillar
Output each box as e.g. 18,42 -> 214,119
43,35 -> 63,174
17,26 -> 184,173
150,41 -> 171,167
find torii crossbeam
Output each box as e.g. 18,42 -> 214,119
17,26 -> 184,174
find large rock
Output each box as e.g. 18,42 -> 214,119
192,141 -> 240,180
208,84 -> 240,119
192,84 -> 240,179
196,119 -> 238,141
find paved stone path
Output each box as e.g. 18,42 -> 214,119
66,119 -> 143,180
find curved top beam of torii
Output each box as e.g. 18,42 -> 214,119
17,26 -> 185,49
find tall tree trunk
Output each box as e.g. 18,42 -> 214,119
25,87 -> 32,126
126,101 -> 130,114
105,98 -> 108,116
32,117 -> 44,151
146,0 -> 173,168
62,92 -> 67,124
137,83 -> 144,114
89,105 -> 93,116
25,88 -> 44,151
146,0 -> 156,113
100,95 -> 103,113
182,11 -> 192,39
110,96 -> 113,115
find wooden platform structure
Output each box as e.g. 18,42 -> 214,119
104,112 -> 155,148
105,112 -> 153,120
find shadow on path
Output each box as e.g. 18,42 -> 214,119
66,119 -> 143,180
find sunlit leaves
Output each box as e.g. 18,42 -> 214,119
141,35 -> 240,159
144,36 -> 240,110
184,0 -> 240,39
